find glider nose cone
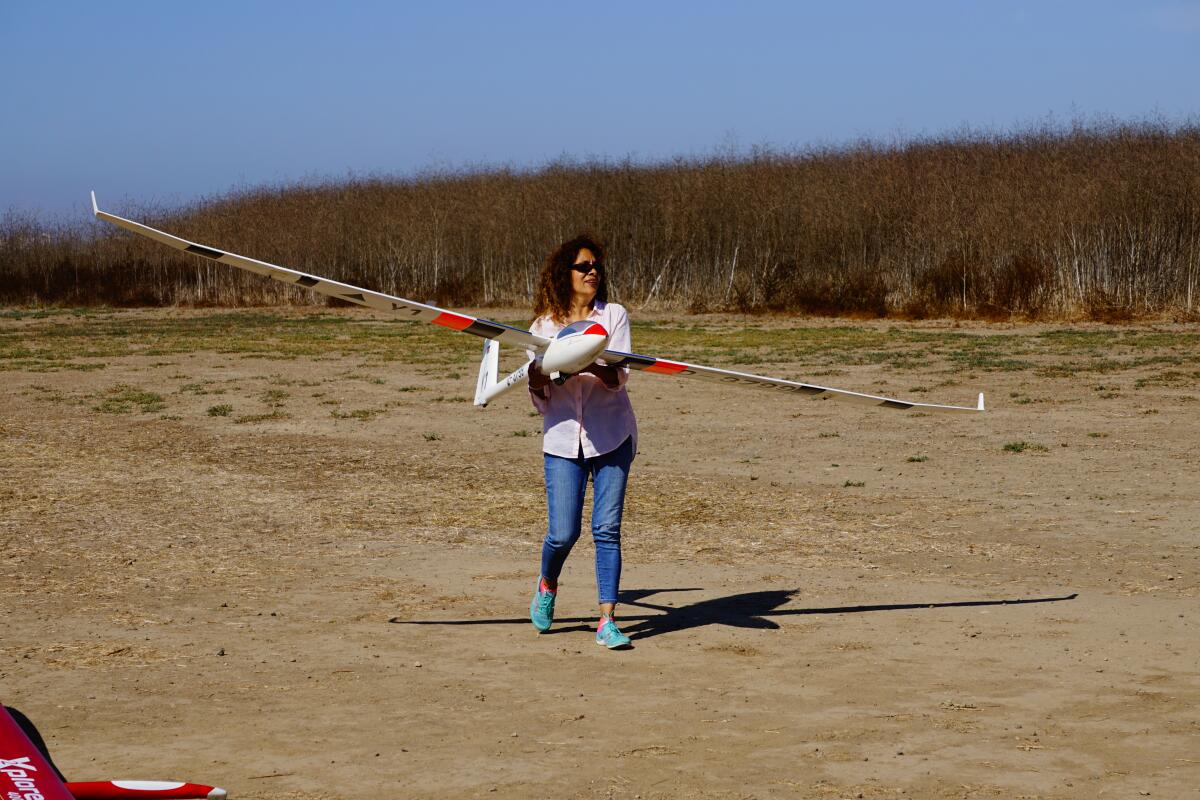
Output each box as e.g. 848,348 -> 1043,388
543,322 -> 610,375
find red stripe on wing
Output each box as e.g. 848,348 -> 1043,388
431,312 -> 473,331
644,360 -> 687,375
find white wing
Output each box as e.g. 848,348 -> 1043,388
599,347 -> 984,412
91,192 -> 549,352
91,192 -> 983,413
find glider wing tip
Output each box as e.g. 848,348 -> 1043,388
90,190 -> 99,216
977,392 -> 986,411
207,789 -> 228,800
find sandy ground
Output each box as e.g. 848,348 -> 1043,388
1,309 -> 1198,799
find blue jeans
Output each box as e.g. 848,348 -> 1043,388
540,437 -> 634,605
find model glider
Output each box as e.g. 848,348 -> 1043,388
0,705 -> 226,800
91,192 -> 984,413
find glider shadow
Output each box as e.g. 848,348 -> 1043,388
389,588 -> 1079,640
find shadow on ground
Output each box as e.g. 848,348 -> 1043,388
390,589 -> 1078,640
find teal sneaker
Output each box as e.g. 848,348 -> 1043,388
595,618 -> 632,649
530,583 -> 556,633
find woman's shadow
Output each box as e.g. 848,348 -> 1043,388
390,588 -> 1077,640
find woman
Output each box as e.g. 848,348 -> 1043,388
527,234 -> 637,649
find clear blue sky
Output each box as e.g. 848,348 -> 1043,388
2,0 -> 1198,220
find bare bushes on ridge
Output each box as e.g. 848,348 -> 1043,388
3,119 -> 1199,319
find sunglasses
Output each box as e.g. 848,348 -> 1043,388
570,261 -> 603,274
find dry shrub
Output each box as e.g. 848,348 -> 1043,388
908,253 -> 975,318
1083,296 -> 1138,323
756,260 -> 888,316
983,253 -> 1053,318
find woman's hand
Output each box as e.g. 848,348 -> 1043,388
528,361 -> 551,393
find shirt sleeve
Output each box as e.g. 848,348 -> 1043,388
604,305 -> 632,391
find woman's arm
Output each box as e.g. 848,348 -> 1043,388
579,362 -> 622,388
530,360 -> 615,389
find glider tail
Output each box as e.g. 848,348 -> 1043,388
474,339 -> 501,406
473,339 -> 534,407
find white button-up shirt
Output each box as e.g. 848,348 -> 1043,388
529,301 -> 638,459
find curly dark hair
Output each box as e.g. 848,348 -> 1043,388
532,233 -> 608,323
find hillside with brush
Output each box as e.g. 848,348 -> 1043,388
3,120 -> 1198,319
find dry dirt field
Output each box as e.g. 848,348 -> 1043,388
1,308 -> 1198,800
